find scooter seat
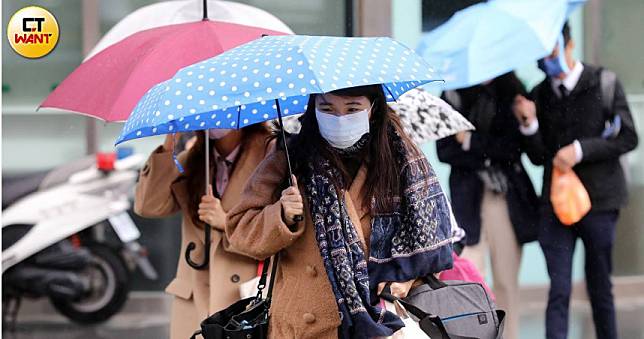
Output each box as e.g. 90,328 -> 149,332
2,170 -> 49,209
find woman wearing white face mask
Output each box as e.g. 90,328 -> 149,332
134,123 -> 274,339
226,85 -> 454,339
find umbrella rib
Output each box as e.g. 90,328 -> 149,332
383,85 -> 398,102
237,105 -> 241,129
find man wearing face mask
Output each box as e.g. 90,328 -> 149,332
513,22 -> 638,339
134,123 -> 274,339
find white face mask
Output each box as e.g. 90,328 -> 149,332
315,106 -> 371,149
208,128 -> 232,139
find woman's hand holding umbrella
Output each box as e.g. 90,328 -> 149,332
162,133 -> 182,152
280,175 -> 304,226
198,185 -> 226,229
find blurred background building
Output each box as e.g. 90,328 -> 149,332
2,0 -> 643,337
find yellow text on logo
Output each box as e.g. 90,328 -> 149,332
7,6 -> 59,59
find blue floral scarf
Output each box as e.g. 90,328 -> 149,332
303,129 -> 454,339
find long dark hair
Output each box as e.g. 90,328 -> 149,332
184,123 -> 269,226
288,85 -> 421,213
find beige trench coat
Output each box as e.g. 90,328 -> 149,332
135,131 -> 273,339
225,150 -> 374,339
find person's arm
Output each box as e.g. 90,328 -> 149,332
578,78 -> 639,162
513,94 -> 549,166
225,151 -> 306,260
468,129 -> 523,163
522,134 -> 549,166
436,135 -> 485,168
437,91 -> 485,168
134,134 -> 185,218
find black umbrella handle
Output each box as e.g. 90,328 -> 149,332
185,223 -> 211,270
275,99 -> 303,223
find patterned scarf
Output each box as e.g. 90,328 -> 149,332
303,129 -> 454,339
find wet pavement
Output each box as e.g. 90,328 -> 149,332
2,292 -> 170,339
3,292 -> 644,339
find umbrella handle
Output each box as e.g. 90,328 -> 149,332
185,224 -> 211,270
275,99 -> 303,223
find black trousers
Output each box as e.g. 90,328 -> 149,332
539,208 -> 619,339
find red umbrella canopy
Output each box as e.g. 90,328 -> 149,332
40,20 -> 288,122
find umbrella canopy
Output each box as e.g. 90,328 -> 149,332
416,0 -> 573,90
40,20 -> 288,122
281,88 -> 474,144
86,0 -> 293,60
384,89 -> 473,143
118,35 -> 441,256
117,35 -> 440,144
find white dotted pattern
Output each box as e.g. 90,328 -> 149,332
118,36 -> 439,144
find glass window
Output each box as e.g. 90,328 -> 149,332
594,0 -> 644,276
98,0 -> 158,36
421,0 -> 482,32
234,0 -> 349,36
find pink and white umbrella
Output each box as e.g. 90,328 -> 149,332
39,2 -> 291,270
40,13 -> 289,121
85,0 -> 293,60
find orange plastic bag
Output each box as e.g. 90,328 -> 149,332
550,168 -> 592,225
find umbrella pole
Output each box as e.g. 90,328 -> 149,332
202,0 -> 208,21
184,130 -> 211,270
275,99 -> 303,222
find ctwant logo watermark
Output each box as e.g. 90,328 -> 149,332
7,6 -> 59,59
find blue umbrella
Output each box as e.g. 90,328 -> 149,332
118,35 -> 440,268
416,0 -> 581,90
117,35 -> 439,144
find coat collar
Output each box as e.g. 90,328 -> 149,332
347,164 -> 369,220
220,133 -> 270,211
539,62 -> 600,99
343,164 -> 371,250
568,62 -> 599,97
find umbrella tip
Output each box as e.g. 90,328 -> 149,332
202,0 -> 208,21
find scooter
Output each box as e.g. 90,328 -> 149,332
1,149 -> 158,327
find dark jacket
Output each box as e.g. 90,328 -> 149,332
524,63 -> 638,211
437,75 -> 539,246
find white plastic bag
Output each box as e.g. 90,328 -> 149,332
383,300 -> 431,339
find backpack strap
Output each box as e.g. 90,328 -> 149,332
600,69 -> 617,119
599,69 -> 623,139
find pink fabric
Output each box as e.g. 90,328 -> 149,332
41,20 -> 287,122
439,252 -> 495,300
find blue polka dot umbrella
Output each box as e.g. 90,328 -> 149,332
117,35 -> 441,145
118,35 -> 440,219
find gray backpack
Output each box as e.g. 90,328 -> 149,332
381,276 -> 505,339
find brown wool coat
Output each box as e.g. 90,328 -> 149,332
134,131 -> 273,339
225,150 -> 374,339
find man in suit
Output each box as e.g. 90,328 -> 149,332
513,23 -> 638,339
